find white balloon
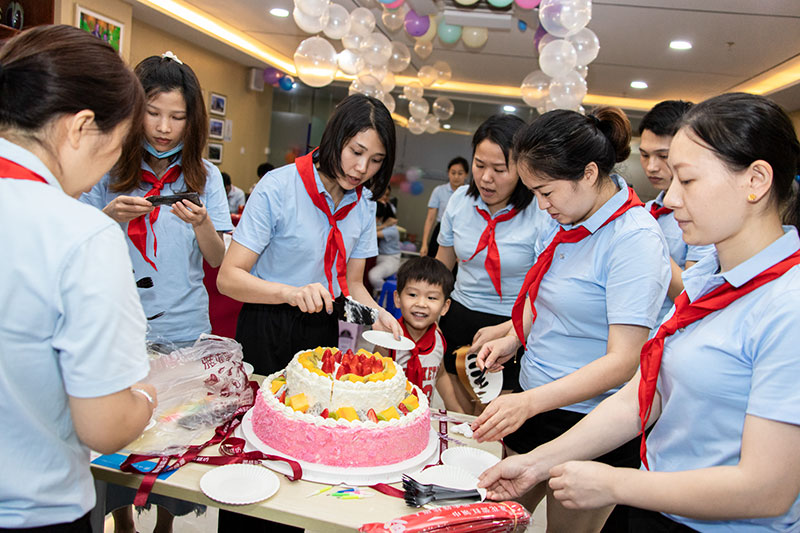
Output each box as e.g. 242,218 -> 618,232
432,96 -> 454,120
537,32 -> 557,55
417,65 -> 438,87
424,114 -> 440,134
408,98 -> 430,119
520,69 -> 551,108
349,75 -> 384,99
381,71 -> 396,92
387,41 -> 411,72
432,60 -> 452,83
381,8 -> 405,32
293,6 -> 329,34
382,92 -> 396,114
358,62 -> 387,82
539,39 -> 577,78
462,26 -> 488,48
408,116 -> 425,135
337,49 -> 365,75
294,0 -> 329,18
549,69 -> 587,109
349,7 -> 376,36
538,0 -> 591,38
294,36 -> 338,87
403,80 -> 424,100
414,40 -> 433,59
576,64 -> 588,78
567,27 -> 600,66
360,32 -> 392,66
323,4 -> 351,40
342,32 -> 365,51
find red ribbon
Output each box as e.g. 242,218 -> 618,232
511,188 -> 643,346
637,248 -> 800,469
0,157 -> 49,184
649,202 -> 672,219
462,207 -> 519,298
390,319 -> 438,392
296,150 -> 362,297
127,165 -> 182,271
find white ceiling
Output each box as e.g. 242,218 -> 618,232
129,0 -> 800,111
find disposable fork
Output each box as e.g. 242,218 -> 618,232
402,474 -> 484,507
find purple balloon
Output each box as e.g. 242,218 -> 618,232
404,9 -> 429,38
533,24 -> 548,50
263,67 -> 283,85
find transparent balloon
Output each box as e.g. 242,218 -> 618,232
538,0 -> 591,38
323,4 -> 351,40
293,6 -> 329,34
294,36 -> 338,87
359,62 -> 388,82
462,26 -> 489,48
414,40 -> 433,59
337,49 -> 365,75
408,98 -> 430,120
567,27 -> 599,66
433,60 -> 452,83
424,114 -> 440,133
548,69 -> 587,109
381,71 -> 396,92
537,32 -> 557,54
349,75 -> 385,100
408,116 -> 425,135
387,41 -> 411,72
382,92 -> 396,113
360,32 -> 392,67
295,0 -> 329,18
520,69 -> 551,108
381,8 -> 405,32
437,20 -> 462,44
349,7 -> 376,36
539,39 -> 577,78
432,96 -> 454,120
417,65 -> 438,87
575,64 -> 588,78
342,31 -> 366,51
403,80 -> 424,100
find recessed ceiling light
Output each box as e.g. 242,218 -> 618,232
270,8 -> 289,17
630,80 -> 648,89
669,40 -> 692,50
442,124 -> 451,130
503,105 -> 516,112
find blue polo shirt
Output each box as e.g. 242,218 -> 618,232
520,175 -> 670,413
81,158 -> 233,343
438,185 -> 556,316
379,224 -> 401,256
428,183 -> 457,222
647,227 -> 800,532
233,162 -> 377,295
0,138 -> 150,528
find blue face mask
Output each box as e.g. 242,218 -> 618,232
144,141 -> 183,159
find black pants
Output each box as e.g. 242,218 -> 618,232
626,508 -> 698,532
426,221 -> 441,257
0,512 -> 91,532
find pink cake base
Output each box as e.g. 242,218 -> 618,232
251,388 -> 431,467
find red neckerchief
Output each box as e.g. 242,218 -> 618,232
638,248 -> 800,469
511,187 -> 643,345
649,201 -> 672,219
0,157 -> 49,184
462,206 -> 519,298
390,318 -> 438,391
127,165 -> 182,271
296,150 -> 362,297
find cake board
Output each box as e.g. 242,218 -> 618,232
239,409 -> 440,486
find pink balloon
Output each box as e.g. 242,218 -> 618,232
383,0 -> 404,7
404,10 -> 430,38
263,67 -> 283,85
515,0 -> 541,7
399,181 -> 412,193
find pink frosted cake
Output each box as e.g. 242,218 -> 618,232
250,347 -> 431,467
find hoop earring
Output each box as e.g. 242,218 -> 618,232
748,193 -> 757,201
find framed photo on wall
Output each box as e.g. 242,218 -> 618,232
209,118 -> 224,140
76,5 -> 124,54
209,93 -> 227,116
208,143 -> 223,164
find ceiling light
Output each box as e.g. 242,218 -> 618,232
269,8 -> 289,17
503,105 -> 517,112
630,81 -> 648,89
442,124 -> 451,130
669,40 -> 692,50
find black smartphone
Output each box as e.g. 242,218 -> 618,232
147,192 -> 202,207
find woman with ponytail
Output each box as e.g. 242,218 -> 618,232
479,93 -> 800,532
472,106 -> 671,531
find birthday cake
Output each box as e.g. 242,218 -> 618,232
250,347 -> 431,467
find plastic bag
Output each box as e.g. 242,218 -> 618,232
359,501 -> 531,533
128,334 -> 253,455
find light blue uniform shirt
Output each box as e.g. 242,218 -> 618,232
438,185 -> 556,316
233,162 -> 377,295
646,191 -> 715,322
0,139 -> 150,528
520,176 -> 670,413
648,227 -> 800,532
81,158 -> 233,343
379,224 -> 401,256
428,183 -> 457,222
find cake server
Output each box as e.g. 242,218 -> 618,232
332,294 -> 379,325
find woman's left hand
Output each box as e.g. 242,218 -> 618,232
372,308 -> 403,339
470,392 -> 532,442
548,461 -> 617,510
171,199 -> 208,227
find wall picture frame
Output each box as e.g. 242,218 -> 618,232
208,143 -> 223,164
76,5 -> 124,54
209,93 -> 227,116
209,118 -> 224,140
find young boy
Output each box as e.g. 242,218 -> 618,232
389,256 -> 454,403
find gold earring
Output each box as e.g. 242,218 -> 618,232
748,193 -> 757,201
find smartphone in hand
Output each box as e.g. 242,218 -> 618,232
147,192 -> 202,207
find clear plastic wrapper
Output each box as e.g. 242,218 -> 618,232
359,501 -> 531,533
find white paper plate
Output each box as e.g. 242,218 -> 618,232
362,329 -> 415,351
199,464 -> 279,505
407,464 -> 479,491
243,362 -> 254,376
441,446 -> 501,478
461,351 -> 503,404
144,418 -> 157,432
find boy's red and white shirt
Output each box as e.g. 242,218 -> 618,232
390,319 -> 446,404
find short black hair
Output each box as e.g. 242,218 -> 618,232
639,100 -> 693,137
448,156 -> 469,173
314,94 -> 396,199
221,171 -> 231,187
257,162 -> 274,178
396,256 -> 454,300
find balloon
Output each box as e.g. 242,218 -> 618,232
338,49 -> 365,75
577,105 -> 586,115
342,31 -> 365,51
295,0 -> 329,18
548,69 -> 587,109
383,0 -> 405,8
462,26 -> 489,48
406,167 -> 422,181
381,71 -> 396,92
417,65 -> 438,87
349,7 -> 376,36
515,0 -> 541,7
520,69 -> 550,108
279,75 -> 295,91
323,3 -> 350,40
263,67 -> 283,85
433,60 -> 452,83
438,20 -> 462,45
390,172 -> 406,185
432,96 -> 454,120
359,62 -> 388,82
408,98 -> 429,119
410,181 -> 425,195
404,9 -> 429,38
415,16 -> 438,42
349,75 -> 384,99
575,64 -> 588,78
382,92 -> 396,113
533,24 -> 548,50
408,117 -> 425,135
424,114 -> 440,133
539,39 -> 577,78
400,180 -> 413,192
538,0 -> 591,38
567,27 -> 600,65
518,20 -> 527,31
454,0 -> 479,5
403,80 -> 424,100
293,6 -> 329,34
387,41 -> 411,72
293,36 -> 338,87
488,0 -> 513,7
537,31 -> 557,54
360,32 -> 392,66
382,8 -> 405,32
414,40 -> 433,59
